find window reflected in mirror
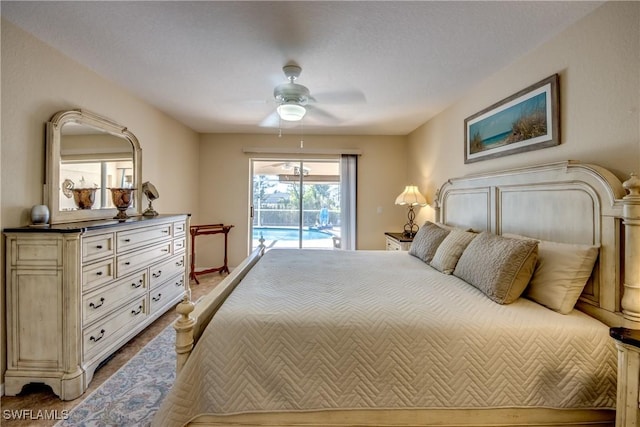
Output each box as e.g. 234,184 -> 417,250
59,123 -> 135,211
59,160 -> 134,211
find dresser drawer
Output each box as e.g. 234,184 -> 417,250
82,233 -> 114,263
150,273 -> 186,315
82,258 -> 115,291
116,241 -> 172,277
82,296 -> 148,360
116,223 -> 172,253
173,220 -> 187,236
150,254 -> 186,289
173,237 -> 186,254
82,271 -> 147,325
83,296 -> 147,361
10,238 -> 61,267
386,238 -> 402,251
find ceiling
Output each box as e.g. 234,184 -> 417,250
1,1 -> 604,136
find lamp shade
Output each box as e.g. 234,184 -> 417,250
276,102 -> 306,121
395,185 -> 427,206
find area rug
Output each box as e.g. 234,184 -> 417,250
55,325 -> 176,427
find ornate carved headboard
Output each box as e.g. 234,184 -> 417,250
435,161 -> 640,329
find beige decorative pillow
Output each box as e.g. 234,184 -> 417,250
453,232 -> 538,304
429,228 -> 477,274
408,222 -> 450,263
525,241 -> 600,314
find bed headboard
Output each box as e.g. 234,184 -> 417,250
435,160 -> 640,328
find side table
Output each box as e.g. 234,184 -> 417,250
384,232 -> 413,251
189,223 -> 233,284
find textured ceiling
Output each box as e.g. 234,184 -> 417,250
1,1 -> 604,135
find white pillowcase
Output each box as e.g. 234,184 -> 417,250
524,240 -> 600,314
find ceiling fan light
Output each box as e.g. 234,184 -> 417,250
277,103 -> 306,121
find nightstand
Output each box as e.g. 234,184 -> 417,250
384,232 -> 413,251
610,327 -> 640,427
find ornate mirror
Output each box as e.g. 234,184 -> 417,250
45,109 -> 142,224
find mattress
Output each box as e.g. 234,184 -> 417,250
152,249 -> 616,427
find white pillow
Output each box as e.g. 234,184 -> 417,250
524,240 -> 600,314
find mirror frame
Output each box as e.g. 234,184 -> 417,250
45,109 -> 142,224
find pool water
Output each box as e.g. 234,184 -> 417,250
253,227 -> 333,241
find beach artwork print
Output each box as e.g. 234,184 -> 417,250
464,74 -> 559,163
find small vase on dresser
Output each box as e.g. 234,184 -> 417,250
4,214 -> 190,400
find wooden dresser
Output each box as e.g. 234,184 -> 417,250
4,214 -> 189,400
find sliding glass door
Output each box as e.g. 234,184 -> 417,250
251,159 -> 341,250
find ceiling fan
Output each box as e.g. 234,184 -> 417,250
260,63 -> 365,128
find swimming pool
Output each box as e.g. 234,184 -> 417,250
253,227 -> 333,241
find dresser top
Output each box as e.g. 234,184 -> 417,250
4,214 -> 190,234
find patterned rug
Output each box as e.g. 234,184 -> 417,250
55,325 -> 175,427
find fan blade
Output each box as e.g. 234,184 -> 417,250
312,89 -> 366,105
306,105 -> 341,123
258,111 -> 301,128
259,111 -> 280,128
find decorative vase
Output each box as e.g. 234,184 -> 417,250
72,188 -> 97,210
110,188 -> 135,220
31,204 -> 50,225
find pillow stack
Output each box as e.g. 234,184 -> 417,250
408,224 -> 600,313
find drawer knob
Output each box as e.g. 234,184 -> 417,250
124,238 -> 131,243
161,248 -> 169,253
162,230 -> 169,234
96,245 -> 103,249
176,260 -> 184,267
131,280 -> 143,289
152,270 -> 162,278
125,261 -> 131,266
89,297 -> 105,309
90,329 -> 106,343
131,305 -> 143,316
152,293 -> 162,302
96,271 -> 103,276
175,279 -> 184,287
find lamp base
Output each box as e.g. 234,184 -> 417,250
403,223 -> 419,238
403,206 -> 419,238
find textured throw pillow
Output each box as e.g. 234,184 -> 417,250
453,232 -> 538,304
408,222 -> 450,263
525,241 -> 600,314
429,228 -> 477,274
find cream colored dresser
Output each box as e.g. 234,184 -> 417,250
4,214 -> 189,400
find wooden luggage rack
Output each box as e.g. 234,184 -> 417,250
189,223 -> 233,284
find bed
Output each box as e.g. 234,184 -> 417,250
153,161 -> 640,427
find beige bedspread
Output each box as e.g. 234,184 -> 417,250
152,249 -> 616,427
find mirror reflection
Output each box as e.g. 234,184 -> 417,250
59,123 -> 134,211
46,109 -> 142,224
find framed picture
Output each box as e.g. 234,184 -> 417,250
464,74 -> 559,164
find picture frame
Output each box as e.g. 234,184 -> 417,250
464,74 -> 559,164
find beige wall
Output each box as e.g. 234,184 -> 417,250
0,20 -> 200,387
195,133 -> 408,268
408,1 -> 640,226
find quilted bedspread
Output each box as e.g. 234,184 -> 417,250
152,249 -> 616,427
